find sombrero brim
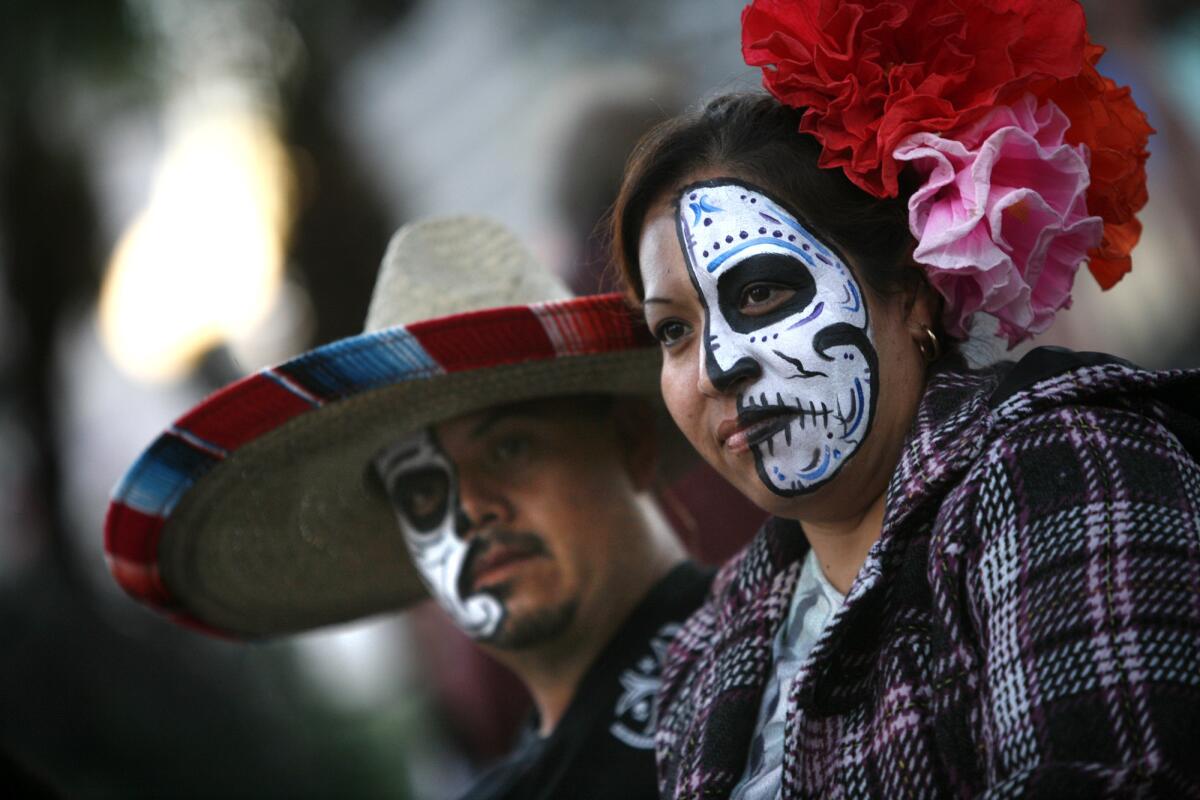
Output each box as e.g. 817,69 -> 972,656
104,293 -> 664,638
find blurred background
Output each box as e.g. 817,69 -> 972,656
0,0 -> 1196,797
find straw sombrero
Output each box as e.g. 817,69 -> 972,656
104,216 -> 666,638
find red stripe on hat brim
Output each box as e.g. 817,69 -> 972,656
165,612 -> 238,639
536,295 -> 657,352
105,502 -> 164,565
410,306 -> 556,372
108,555 -> 173,606
175,373 -> 317,452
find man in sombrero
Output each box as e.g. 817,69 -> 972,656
103,216 -> 712,798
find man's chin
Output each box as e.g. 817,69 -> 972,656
476,597 -> 578,651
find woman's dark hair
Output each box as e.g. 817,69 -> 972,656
612,92 -> 926,309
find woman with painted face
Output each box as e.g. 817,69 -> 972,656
611,2 -> 1200,797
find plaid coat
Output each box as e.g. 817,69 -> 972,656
656,348 -> 1200,799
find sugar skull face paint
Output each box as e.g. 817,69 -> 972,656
373,430 -> 504,639
675,180 -> 878,495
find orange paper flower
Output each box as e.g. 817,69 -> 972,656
1041,43 -> 1154,288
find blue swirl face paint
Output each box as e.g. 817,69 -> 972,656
675,180 -> 879,496
373,430 -> 504,639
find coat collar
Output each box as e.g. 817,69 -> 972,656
793,359 -> 1004,712
688,361 -> 1004,786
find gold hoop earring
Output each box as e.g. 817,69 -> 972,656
917,325 -> 941,363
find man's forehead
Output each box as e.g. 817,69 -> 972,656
376,395 -> 621,474
374,428 -> 441,474
435,395 -> 616,441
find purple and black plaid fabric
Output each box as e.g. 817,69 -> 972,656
656,351 -> 1200,799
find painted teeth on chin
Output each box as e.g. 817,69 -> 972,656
829,386 -> 857,437
787,396 -> 836,431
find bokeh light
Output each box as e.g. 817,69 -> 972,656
99,105 -> 294,383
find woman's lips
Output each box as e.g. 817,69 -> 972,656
717,408 -> 798,453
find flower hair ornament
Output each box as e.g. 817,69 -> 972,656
742,0 -> 1153,345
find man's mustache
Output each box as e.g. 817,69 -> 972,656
457,529 -> 549,598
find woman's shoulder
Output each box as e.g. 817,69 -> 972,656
922,346 -> 1200,465
978,347 -> 1199,459
966,398 -> 1196,509
926,348 -> 1200,547
934,348 -> 1200,548
984,346 -> 1198,423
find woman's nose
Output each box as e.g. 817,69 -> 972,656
698,332 -> 761,397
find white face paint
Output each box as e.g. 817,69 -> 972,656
373,430 -> 504,639
676,180 -> 878,495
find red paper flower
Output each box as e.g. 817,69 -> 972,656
742,0 -> 1154,292
742,0 -> 1088,198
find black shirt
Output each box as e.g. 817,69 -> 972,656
459,562 -> 713,800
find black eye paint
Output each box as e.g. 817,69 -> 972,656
391,466 -> 451,533
376,429 -> 506,640
715,252 -> 817,334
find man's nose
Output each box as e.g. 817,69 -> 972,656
454,478 -> 513,538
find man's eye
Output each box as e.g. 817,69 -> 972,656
392,468 -> 450,532
654,319 -> 691,347
492,435 -> 530,464
739,283 -> 795,314
408,484 -> 441,517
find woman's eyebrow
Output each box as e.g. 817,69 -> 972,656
643,296 -> 672,305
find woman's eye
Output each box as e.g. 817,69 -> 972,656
654,319 -> 691,347
739,283 -> 795,314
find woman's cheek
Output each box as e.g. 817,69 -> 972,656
660,361 -> 685,428
661,361 -> 707,453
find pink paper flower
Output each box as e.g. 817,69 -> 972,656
894,95 -> 1103,346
